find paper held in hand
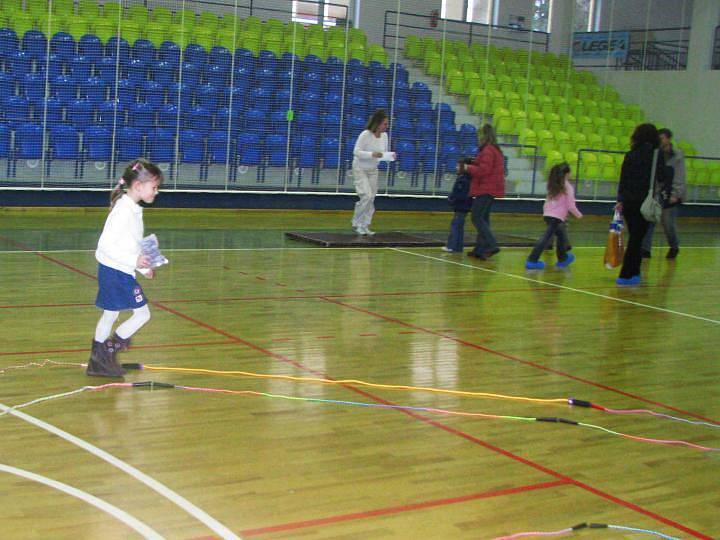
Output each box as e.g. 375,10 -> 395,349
379,152 -> 396,162
140,234 -> 169,268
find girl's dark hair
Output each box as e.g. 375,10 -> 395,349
478,123 -> 499,148
546,162 -> 571,198
630,123 -> 660,149
365,109 -> 388,132
110,158 -> 164,208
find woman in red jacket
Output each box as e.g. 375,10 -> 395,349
467,124 -> 506,259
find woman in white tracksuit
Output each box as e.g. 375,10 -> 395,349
351,109 -> 393,236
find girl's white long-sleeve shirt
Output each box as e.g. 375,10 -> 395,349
352,130 -> 388,170
95,195 -> 145,276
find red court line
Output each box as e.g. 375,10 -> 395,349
12,241 -> 715,538
320,296 -> 720,426
239,480 -> 568,537
152,302 -> 712,539
0,340 -> 237,357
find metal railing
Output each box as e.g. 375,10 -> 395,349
573,27 -> 689,71
382,10 -> 550,56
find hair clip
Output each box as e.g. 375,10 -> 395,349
132,162 -> 142,172
118,178 -> 126,186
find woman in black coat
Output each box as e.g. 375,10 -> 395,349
615,123 -> 672,286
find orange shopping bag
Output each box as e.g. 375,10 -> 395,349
604,211 -> 625,269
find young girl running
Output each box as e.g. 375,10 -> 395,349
525,162 -> 582,270
87,159 -> 163,377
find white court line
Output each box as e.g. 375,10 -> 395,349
389,248 -> 720,325
0,403 -> 240,540
0,463 -> 163,539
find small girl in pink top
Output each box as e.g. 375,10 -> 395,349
526,162 -> 583,270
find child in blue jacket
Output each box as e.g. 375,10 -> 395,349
443,158 -> 474,252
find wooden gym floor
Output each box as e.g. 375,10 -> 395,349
0,208 -> 718,539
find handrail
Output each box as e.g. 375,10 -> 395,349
382,10 -> 550,53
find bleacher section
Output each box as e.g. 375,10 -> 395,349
404,35 -> 720,195
0,1 -> 480,190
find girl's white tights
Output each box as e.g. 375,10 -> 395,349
94,306 -> 151,342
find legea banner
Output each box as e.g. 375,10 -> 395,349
572,31 -> 630,60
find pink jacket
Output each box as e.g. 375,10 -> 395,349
543,181 -> 582,221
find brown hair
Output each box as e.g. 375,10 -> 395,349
110,158 -> 164,208
546,162 -> 571,199
630,123 -> 660,149
478,123 -> 498,148
365,109 -> 388,133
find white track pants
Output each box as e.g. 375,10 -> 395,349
352,168 -> 378,228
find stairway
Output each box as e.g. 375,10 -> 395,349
401,60 -> 546,197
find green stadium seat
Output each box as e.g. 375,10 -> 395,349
404,35 -> 422,59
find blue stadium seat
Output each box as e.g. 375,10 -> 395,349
204,64 -> 228,87
210,46 -> 232,68
244,108 -> 266,133
233,64 -> 254,82
395,140 -> 417,172
257,51 -> 278,71
347,114 -> 365,135
393,80 -> 410,101
106,37 -> 130,65
255,67 -> 276,91
302,70 -> 322,94
459,123 -> 477,146
39,54 -> 64,80
126,58 -> 147,84
392,117 -> 413,139
21,73 -> 46,104
347,59 -> 365,77
321,137 -> 341,168
208,130 -> 233,163
38,97 -> 64,126
223,85 -> 246,110
79,35 -> 103,62
369,95 -> 388,111
9,50 -> 32,78
237,132 -> 261,166
270,109 -> 288,132
348,94 -> 367,117
187,105 -> 212,133
117,126 -> 144,161
215,107 -> 242,135
0,28 -> 19,59
15,123 -> 43,159
185,44 -> 207,66
391,63 -> 409,84
84,126 -> 113,161
21,30 -> 47,61
265,133 -> 287,167
132,39 -> 156,63
233,48 -> 255,70
294,135 -> 319,169
418,141 -> 437,170
5,96 -> 32,128
0,72 -> 15,102
179,62 -> 201,88
394,97 -> 410,115
0,124 -> 10,158
151,60 -> 175,86
148,127 -> 175,162
324,71 -> 343,93
139,80 -> 164,108
81,76 -> 108,106
196,83 -> 219,111
441,142 -> 460,171
167,82 -> 192,110
158,103 -> 179,128
323,112 -> 341,136
411,81 -> 432,103
96,56 -> 119,85
415,118 -> 436,141
128,101 -> 154,129
115,78 -> 137,107
324,91 -> 342,112
412,100 -> 432,116
50,33 -> 76,62
249,87 -> 272,112
67,98 -> 94,128
69,55 -> 93,83
179,129 -> 204,163
159,41 -> 181,67
97,100 -> 125,127
50,124 -> 80,160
